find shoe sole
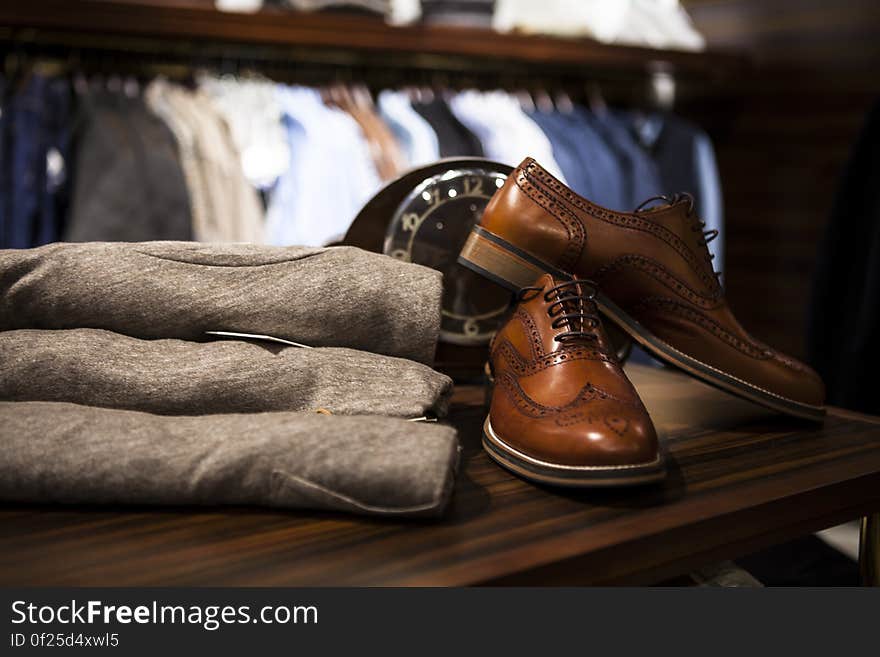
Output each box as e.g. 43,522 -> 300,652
482,417 -> 666,487
460,226 -> 827,423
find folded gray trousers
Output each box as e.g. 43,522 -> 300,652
0,242 -> 459,517
0,401 -> 459,517
0,328 -> 453,417
0,241 -> 442,364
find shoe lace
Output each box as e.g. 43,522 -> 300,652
517,279 -> 601,343
635,192 -> 721,279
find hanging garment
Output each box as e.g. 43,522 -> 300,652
0,328 -> 452,417
198,74 -> 291,189
807,100 -> 880,414
2,72 -> 71,248
377,89 -> 441,169
37,75 -> 71,246
266,85 -> 380,247
557,106 -> 628,210
145,79 -> 264,243
0,401 -> 458,517
626,110 -> 724,273
585,107 -> 664,210
65,88 -> 193,242
526,108 -> 594,200
449,90 -> 567,183
6,72 -> 46,248
180,85 -> 264,242
0,73 -> 6,247
412,97 -> 484,157
145,80 -> 209,239
0,241 -> 442,364
332,87 -> 406,181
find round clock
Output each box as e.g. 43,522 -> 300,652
383,167 -> 511,345
341,158 -> 632,377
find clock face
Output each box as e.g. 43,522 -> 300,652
384,167 -> 510,345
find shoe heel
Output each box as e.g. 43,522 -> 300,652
458,225 -> 565,291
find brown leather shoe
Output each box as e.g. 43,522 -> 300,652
461,157 -> 825,421
484,273 -> 665,486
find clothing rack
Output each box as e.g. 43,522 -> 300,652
0,2 -> 739,381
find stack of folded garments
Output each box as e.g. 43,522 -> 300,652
0,242 -> 460,517
420,0 -> 495,28
493,0 -> 706,52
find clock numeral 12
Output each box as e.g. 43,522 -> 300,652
463,177 -> 483,196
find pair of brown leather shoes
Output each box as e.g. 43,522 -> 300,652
462,157 -> 826,487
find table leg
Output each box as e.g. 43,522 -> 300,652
859,513 -> 880,586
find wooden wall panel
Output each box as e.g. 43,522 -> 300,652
683,0 -> 880,358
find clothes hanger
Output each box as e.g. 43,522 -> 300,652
322,80 -> 345,109
647,62 -> 676,112
432,72 -> 453,102
338,82 -> 356,110
534,86 -> 555,114
63,48 -> 86,96
617,63 -> 678,150
123,74 -> 140,98
513,88 -> 535,113
325,69 -> 360,112
586,81 -> 608,116
352,82 -> 375,111
402,84 -> 420,103
553,87 -> 575,115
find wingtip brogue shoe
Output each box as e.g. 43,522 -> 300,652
484,273 -> 665,487
461,157 -> 826,422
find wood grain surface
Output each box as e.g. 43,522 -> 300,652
0,0 -> 747,77
1,365 -> 878,586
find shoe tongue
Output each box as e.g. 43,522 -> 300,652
536,272 -> 558,288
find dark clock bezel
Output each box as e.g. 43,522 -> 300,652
384,167 -> 511,346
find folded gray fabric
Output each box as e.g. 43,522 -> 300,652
0,241 -> 442,364
0,401 -> 459,517
0,328 -> 453,417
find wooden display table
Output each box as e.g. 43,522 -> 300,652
1,365 -> 878,586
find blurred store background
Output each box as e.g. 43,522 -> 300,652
1,0 -> 878,584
